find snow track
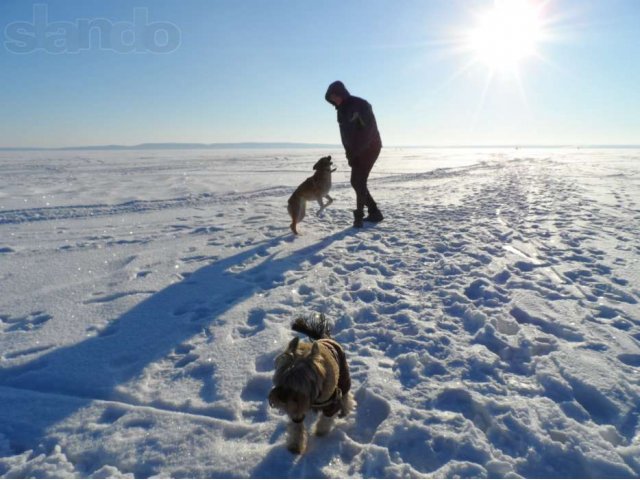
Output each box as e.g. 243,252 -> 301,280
1,149 -> 639,478
0,188 -> 287,225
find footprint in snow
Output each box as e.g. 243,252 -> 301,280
254,349 -> 280,373
97,321 -> 119,337
185,362 -> 218,403
236,308 -> 267,338
174,342 -> 196,355
618,354 -> 640,367
4,344 -> 55,359
98,406 -> 128,424
240,375 -> 272,422
345,388 -> 390,444
174,353 -> 199,368
123,417 -> 155,429
0,311 -> 52,332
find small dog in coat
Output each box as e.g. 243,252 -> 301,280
268,315 -> 355,454
287,156 -> 336,235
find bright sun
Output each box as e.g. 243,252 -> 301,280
469,0 -> 544,72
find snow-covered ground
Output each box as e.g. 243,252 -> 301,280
0,148 -> 639,478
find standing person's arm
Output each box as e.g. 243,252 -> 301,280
340,99 -> 378,165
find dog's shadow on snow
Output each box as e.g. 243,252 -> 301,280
0,227 -> 355,457
252,386 -> 392,478
252,429 -> 349,479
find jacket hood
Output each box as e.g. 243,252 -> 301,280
325,81 -> 351,106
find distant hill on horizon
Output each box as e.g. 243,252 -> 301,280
0,142 -> 342,152
1,142 -> 639,151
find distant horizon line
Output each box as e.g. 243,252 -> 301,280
1,142 -> 640,152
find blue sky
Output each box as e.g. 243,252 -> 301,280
1,0 -> 639,148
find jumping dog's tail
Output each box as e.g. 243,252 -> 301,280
291,314 -> 331,340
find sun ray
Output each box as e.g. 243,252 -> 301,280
512,68 -> 531,115
471,69 -> 495,131
531,51 -> 572,78
434,58 -> 479,94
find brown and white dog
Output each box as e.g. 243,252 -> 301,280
287,156 -> 336,235
269,315 -> 355,454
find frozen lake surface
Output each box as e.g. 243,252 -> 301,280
1,148 -> 639,478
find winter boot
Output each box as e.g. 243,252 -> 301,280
364,207 -> 384,223
353,209 -> 364,228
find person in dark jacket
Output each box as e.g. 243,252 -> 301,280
325,81 -> 383,228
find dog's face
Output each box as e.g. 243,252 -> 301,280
312,155 -> 333,171
269,337 -> 323,421
268,386 -> 311,422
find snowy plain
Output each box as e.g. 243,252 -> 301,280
0,147 -> 639,478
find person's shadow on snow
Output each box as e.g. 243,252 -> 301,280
0,226 -> 355,461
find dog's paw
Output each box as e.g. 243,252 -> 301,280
287,436 -> 307,454
339,391 -> 357,418
315,414 -> 335,437
287,442 -> 305,455
287,422 -> 307,454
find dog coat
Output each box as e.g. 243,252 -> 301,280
312,339 -> 351,417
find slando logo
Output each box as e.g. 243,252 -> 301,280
4,4 -> 182,54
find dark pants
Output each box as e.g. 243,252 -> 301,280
350,143 -> 381,214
